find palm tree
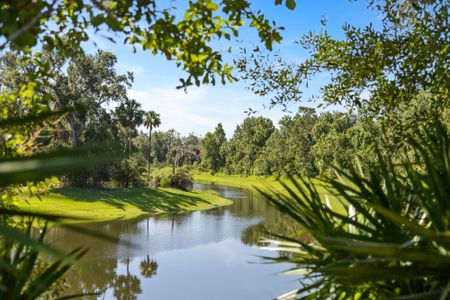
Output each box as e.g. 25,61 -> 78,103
114,99 -> 144,187
114,99 -> 144,155
143,110 -> 161,181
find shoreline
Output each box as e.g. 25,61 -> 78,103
16,186 -> 233,224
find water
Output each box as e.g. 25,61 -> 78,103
47,184 -> 300,299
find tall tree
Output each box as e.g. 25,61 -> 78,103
259,107 -> 318,176
143,111 -> 161,180
226,117 -> 274,175
114,99 -> 144,155
200,123 -> 227,173
113,99 -> 144,187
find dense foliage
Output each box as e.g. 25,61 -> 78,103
175,109 -> 378,178
169,170 -> 194,191
1,0 -> 295,88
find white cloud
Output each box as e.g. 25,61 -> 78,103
129,86 -> 217,135
129,84 -> 293,137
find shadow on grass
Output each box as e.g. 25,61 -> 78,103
52,187 -> 211,214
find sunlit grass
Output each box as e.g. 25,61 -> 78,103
16,187 -> 232,224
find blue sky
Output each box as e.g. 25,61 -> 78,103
85,1 -> 380,137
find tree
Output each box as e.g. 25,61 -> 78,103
226,117 -> 274,175
259,107 -> 318,176
200,123 -> 227,173
170,136 -> 200,174
143,111 -> 161,181
310,112 -> 356,176
113,99 -> 145,187
151,130 -> 181,166
114,99 -> 144,155
0,49 -> 131,150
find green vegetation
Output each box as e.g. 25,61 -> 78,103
238,0 -> 450,299
17,187 -> 232,223
147,109 -> 378,178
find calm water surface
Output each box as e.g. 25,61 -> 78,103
48,184 -> 300,299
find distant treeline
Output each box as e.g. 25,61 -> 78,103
157,107 -> 378,178
150,93 -> 449,178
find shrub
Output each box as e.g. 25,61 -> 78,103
111,157 -> 144,188
159,176 -> 171,188
169,170 -> 193,191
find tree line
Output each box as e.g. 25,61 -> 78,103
157,99 -> 447,179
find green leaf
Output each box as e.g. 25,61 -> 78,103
206,2 -> 219,11
285,0 -> 296,10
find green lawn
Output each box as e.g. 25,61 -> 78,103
193,172 -> 286,190
16,187 -> 232,224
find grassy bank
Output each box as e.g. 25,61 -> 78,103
193,172 -> 285,190
17,187 -> 232,224
153,167 -> 294,191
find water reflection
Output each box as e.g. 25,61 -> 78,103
113,257 -> 142,300
140,255 -> 158,278
48,184 -> 300,299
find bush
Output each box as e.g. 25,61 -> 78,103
169,170 -> 193,191
159,176 -> 171,188
111,157 -> 144,188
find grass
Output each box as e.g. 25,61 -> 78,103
16,187 -> 232,224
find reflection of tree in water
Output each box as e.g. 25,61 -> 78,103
196,184 -> 310,247
241,213 -> 309,247
140,255 -> 158,278
201,187 -> 276,219
113,257 -> 142,300
45,219 -> 142,297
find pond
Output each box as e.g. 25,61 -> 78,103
47,184 -> 300,299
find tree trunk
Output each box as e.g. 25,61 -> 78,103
147,127 -> 152,181
172,160 -> 175,175
67,115 -> 77,148
67,115 -> 78,186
